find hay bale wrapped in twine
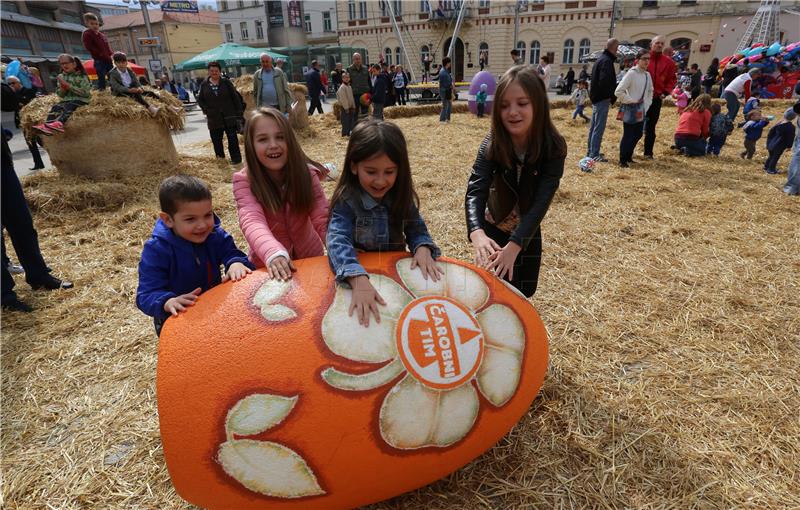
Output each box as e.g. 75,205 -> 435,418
288,82 -> 309,131
20,89 -> 184,180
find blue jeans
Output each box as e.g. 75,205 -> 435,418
94,59 -> 113,90
572,104 -> 588,121
372,102 -> 384,120
706,134 -> 726,155
724,91 -> 740,122
586,99 -> 610,158
674,135 -> 707,157
440,98 -> 452,121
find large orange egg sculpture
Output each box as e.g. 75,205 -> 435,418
157,252 -> 548,509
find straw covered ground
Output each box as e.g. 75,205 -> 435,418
2,99 -> 799,509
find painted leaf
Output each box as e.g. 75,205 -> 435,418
218,439 -> 324,498
253,278 -> 291,306
226,394 -> 297,437
476,304 -> 525,406
261,304 -> 297,322
321,358 -> 404,391
396,258 -> 490,310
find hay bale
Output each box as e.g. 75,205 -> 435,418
233,74 -> 255,115
20,91 -> 182,180
289,82 -> 310,131
384,102 -> 469,119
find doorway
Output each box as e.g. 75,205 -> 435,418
443,36 -> 464,81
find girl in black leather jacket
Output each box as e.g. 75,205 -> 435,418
464,65 -> 566,297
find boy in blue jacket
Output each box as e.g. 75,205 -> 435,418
740,109 -> 770,160
136,174 -> 253,336
764,108 -> 797,174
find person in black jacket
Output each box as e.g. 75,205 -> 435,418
565,67 -> 575,94
2,83 -> 73,312
464,66 -> 567,297
305,60 -> 324,115
586,38 -> 618,161
197,61 -> 243,164
369,63 -> 389,120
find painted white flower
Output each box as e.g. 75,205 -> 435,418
320,259 -> 526,450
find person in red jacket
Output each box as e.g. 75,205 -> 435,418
81,13 -> 113,90
673,94 -> 712,156
643,35 -> 677,159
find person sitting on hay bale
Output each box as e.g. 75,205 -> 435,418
32,54 -> 91,136
109,52 -> 162,117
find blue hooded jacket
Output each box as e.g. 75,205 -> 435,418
136,216 -> 254,321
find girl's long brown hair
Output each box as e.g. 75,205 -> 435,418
243,107 -> 322,214
486,65 -> 566,167
328,120 -> 418,226
685,93 -> 712,113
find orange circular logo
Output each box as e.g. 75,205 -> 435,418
396,296 -> 485,390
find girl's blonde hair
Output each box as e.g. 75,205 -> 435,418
685,93 -> 712,113
243,107 -> 321,214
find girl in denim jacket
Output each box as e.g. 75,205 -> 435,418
327,121 -> 442,326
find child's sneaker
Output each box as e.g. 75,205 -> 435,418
33,123 -> 53,135
765,168 -> 778,174
46,120 -> 65,132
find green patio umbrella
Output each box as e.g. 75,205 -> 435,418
175,43 -> 289,71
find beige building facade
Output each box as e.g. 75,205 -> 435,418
335,0 -> 615,85
615,0 -> 800,72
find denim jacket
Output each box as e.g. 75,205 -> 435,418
327,189 -> 441,283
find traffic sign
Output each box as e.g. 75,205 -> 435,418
149,59 -> 163,72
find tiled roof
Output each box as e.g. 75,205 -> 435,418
101,9 -> 218,31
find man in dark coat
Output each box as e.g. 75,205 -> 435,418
196,61 -> 243,164
586,38 -> 618,161
2,83 -> 73,312
348,52 -> 371,122
565,67 -> 575,94
305,60 -> 324,115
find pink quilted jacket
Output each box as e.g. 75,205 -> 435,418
232,165 -> 329,268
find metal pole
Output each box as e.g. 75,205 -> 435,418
386,1 -> 416,82
609,0 -> 617,39
139,1 -> 160,80
513,1 -> 520,52
448,0 -> 468,59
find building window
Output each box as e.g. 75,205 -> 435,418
516,41 -> 526,63
635,38 -> 651,50
379,0 -> 388,16
348,0 -> 356,20
240,21 -> 249,40
1,1 -> 19,13
479,0 -> 490,6
36,26 -> 64,53
642,0 -> 657,6
218,1 -> 228,11
565,1 -> 579,8
679,0 -> 696,4
323,11 -> 332,32
237,0 -> 244,7
395,47 -> 402,66
479,42 -> 489,64
1,21 -> 30,51
563,39 -> 574,64
304,14 -> 311,32
28,7 -> 55,21
529,40 -> 540,65
225,24 -> 233,42
384,47 -> 392,65
578,38 -> 591,61
267,1 -> 284,27
421,44 -> 430,63
255,19 -> 264,39
393,0 -> 402,15
420,0 -> 430,12
359,1 -> 367,19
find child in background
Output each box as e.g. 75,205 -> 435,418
570,80 -> 589,122
706,103 -> 733,156
233,108 -> 329,280
327,120 -> 442,326
476,83 -> 488,118
784,102 -> 800,195
336,72 -> 355,137
742,91 -> 761,119
108,51 -> 161,116
740,109 -> 771,160
32,54 -> 91,135
672,84 -> 689,114
764,108 -> 797,174
465,65 -> 567,297
136,175 -> 254,336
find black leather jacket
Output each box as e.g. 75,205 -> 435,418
464,136 -> 564,249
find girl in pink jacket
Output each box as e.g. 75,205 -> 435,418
233,108 -> 329,280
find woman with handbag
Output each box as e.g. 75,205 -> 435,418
614,49 -> 653,168
197,61 -> 243,164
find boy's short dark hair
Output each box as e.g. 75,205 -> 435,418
711,103 -> 721,114
112,51 -> 127,63
510,49 -> 520,57
207,61 -> 221,71
159,175 -> 212,216
442,56 -> 451,66
83,12 -> 98,23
